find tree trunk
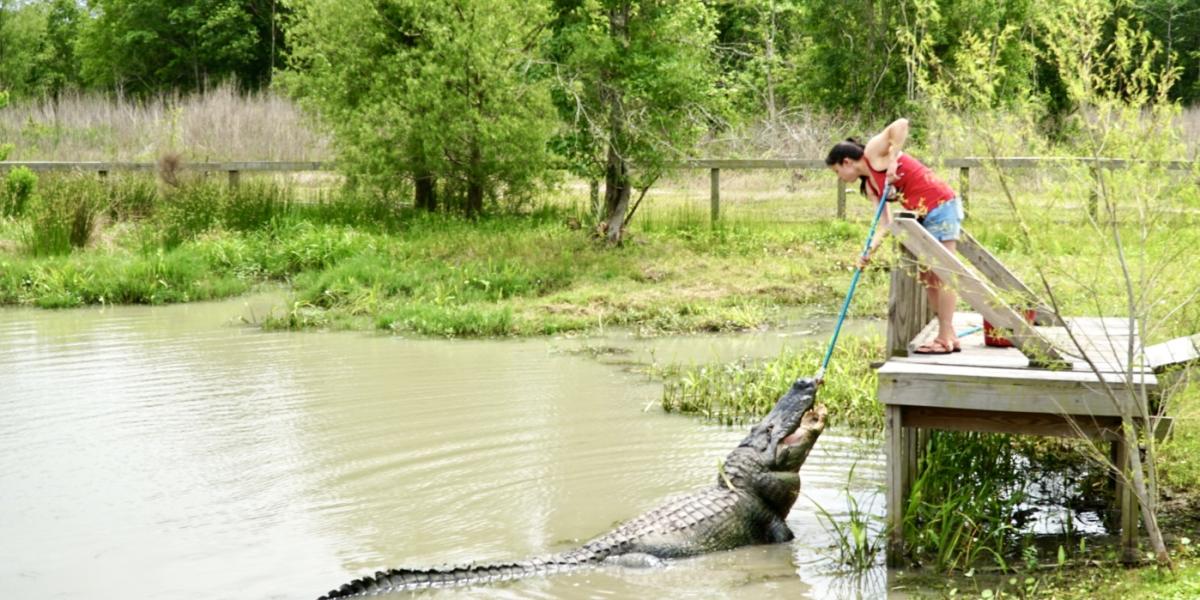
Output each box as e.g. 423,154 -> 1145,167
465,145 -> 484,217
764,0 -> 777,125
414,171 -> 437,212
601,2 -> 631,244
603,144 -> 631,243
589,179 -> 600,220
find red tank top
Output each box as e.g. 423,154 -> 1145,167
864,153 -> 955,214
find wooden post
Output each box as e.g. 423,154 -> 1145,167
228,170 -> 240,188
1087,165 -> 1100,220
710,167 -> 720,225
1115,437 -> 1140,563
836,180 -> 846,220
589,179 -> 600,220
958,166 -> 970,210
887,247 -> 932,357
886,404 -> 908,566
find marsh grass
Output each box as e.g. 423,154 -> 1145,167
811,463 -> 887,571
657,337 -> 883,430
23,176 -> 107,255
902,432 -> 1028,573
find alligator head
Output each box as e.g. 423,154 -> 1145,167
720,378 -> 827,519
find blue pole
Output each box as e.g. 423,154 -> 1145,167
815,183 -> 891,383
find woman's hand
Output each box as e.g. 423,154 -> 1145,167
886,163 -> 901,184
854,251 -> 872,270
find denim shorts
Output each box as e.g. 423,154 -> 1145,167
921,197 -> 965,241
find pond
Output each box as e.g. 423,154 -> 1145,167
0,294 -> 891,599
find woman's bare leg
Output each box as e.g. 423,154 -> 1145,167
920,240 -> 959,349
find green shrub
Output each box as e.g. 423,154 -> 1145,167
3,166 -> 38,217
158,183 -> 223,249
23,177 -> 107,256
108,175 -> 160,220
223,182 -> 293,231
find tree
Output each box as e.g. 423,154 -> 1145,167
1130,0 -> 1200,104
0,0 -> 50,98
39,0 -> 84,98
284,0 -> 558,215
550,0 -> 723,243
0,89 -> 10,160
77,0 -> 279,94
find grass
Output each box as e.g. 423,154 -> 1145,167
902,539 -> 1200,599
657,336 -> 883,431
902,432 -> 1027,573
811,463 -> 887,571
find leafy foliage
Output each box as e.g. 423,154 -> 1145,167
283,0 -> 558,213
76,0 -> 282,93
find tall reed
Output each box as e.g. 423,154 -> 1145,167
0,81 -> 331,161
903,432 -> 1025,572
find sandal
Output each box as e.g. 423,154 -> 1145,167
914,339 -> 954,355
953,340 -> 962,352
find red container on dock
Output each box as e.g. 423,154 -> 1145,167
983,309 -> 1037,347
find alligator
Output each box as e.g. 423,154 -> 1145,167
318,378 -> 826,599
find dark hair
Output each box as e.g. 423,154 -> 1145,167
825,138 -> 870,196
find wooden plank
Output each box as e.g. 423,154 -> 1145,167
1144,334 -> 1200,373
942,157 -> 1195,171
900,406 -> 1173,441
681,159 -> 827,169
879,359 -> 1156,387
887,312 -> 1153,375
885,404 -> 906,566
887,248 -> 933,357
877,361 -> 1156,417
957,230 -> 1063,326
889,217 -> 1069,368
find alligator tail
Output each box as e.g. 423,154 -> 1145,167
317,552 -> 595,599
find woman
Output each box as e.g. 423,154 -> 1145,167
825,118 -> 965,354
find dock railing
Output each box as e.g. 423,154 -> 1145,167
2,157 -> 1195,221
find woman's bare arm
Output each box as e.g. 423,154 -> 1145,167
865,118 -> 909,181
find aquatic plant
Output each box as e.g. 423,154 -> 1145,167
902,432 -> 1024,573
811,463 -> 886,571
658,337 -> 883,431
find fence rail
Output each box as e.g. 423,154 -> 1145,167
2,157 -> 1195,221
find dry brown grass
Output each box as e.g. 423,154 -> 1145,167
1179,105 -> 1200,160
0,81 -> 331,161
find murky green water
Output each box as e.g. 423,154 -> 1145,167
0,294 -> 888,599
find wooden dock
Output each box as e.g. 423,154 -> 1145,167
877,217 -> 1164,565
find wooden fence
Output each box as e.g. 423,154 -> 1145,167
2,157 -> 1195,222
684,158 -> 1198,221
